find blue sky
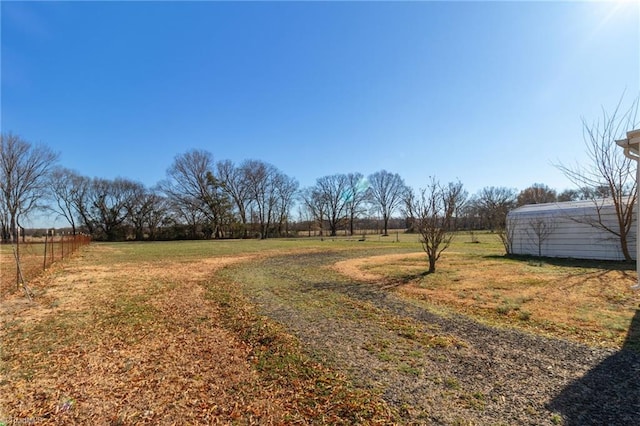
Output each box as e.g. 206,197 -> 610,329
2,1 -> 639,211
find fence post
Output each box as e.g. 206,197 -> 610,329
43,233 -> 48,270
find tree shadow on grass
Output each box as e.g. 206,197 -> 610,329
547,309 -> 640,425
484,254 -> 635,271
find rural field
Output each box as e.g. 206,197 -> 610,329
1,233 -> 640,425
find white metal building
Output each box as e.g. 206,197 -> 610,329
507,199 -> 637,260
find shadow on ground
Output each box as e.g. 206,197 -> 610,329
547,309 -> 640,425
485,254 -> 635,271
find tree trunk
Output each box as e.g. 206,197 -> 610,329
620,233 -> 632,261
383,215 -> 389,236
428,255 -> 436,273
349,213 -> 355,236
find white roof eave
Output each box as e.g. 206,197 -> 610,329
617,129 -> 640,159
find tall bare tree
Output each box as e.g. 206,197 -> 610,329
300,187 -> 327,237
162,149 -> 231,239
143,191 -> 169,241
406,179 -> 466,273
85,178 -> 137,241
124,182 -> 168,241
241,160 -> 281,239
48,167 -> 83,235
273,172 -> 299,237
471,186 -> 518,231
0,133 -> 59,243
70,175 -> 95,235
313,174 -> 350,237
217,159 -> 251,238
556,96 -> 639,261
345,172 -> 369,236
368,170 -> 409,236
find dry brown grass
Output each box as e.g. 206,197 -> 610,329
1,243 -> 394,424
1,245 -> 287,424
334,250 -> 640,348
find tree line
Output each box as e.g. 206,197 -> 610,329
0,134 -> 544,237
1,131 -> 621,244
2,93 -> 638,271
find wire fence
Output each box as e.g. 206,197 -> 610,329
1,234 -> 91,297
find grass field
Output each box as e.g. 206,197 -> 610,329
1,232 -> 639,424
337,232 -> 640,349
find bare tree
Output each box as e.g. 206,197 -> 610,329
48,167 -> 83,235
517,183 -> 557,206
217,159 -> 251,238
300,187 -> 327,237
167,196 -> 206,239
368,170 -> 409,236
501,214 -> 518,255
124,183 -> 168,241
273,172 -> 299,237
0,133 -> 58,243
312,174 -> 350,237
0,133 -> 57,293
556,95 -> 639,261
70,175 -> 95,235
406,179 -> 467,273
162,150 -> 231,239
241,160 -> 298,239
345,172 -> 369,236
471,186 -> 518,231
85,178 -> 137,241
143,191 -> 170,241
468,186 -> 518,254
241,160 -> 281,239
526,217 -> 557,257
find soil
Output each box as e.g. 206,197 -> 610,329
233,251 -> 640,425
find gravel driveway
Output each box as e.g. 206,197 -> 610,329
228,251 -> 640,425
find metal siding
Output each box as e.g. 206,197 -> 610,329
507,201 -> 636,260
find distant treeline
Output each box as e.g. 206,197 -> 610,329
2,133 -> 593,243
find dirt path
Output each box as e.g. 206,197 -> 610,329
224,251 -> 640,425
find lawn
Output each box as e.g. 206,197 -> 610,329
1,233 -> 638,424
340,232 -> 639,349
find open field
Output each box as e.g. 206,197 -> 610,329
1,234 -> 639,424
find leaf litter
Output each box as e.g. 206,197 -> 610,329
1,244 -> 392,424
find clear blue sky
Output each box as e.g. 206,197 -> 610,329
2,1 -> 639,208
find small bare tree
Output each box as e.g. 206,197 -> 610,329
406,179 -> 466,273
499,213 -> 520,255
526,217 -> 557,257
556,95 -> 639,261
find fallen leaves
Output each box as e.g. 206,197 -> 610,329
0,244 -> 395,424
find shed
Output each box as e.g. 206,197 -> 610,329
507,199 -> 636,260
